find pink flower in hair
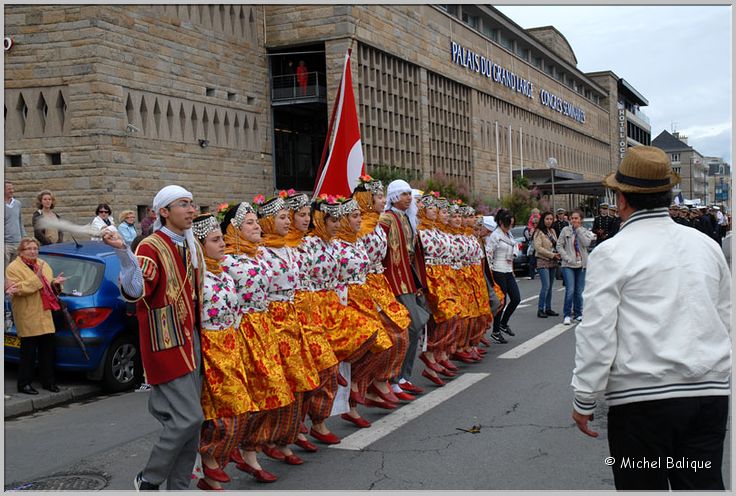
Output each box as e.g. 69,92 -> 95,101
287,188 -> 297,196
253,194 -> 266,205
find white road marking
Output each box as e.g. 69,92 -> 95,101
517,303 -> 530,309
497,323 -> 575,359
331,373 -> 490,451
519,294 -> 537,304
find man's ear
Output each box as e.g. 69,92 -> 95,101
158,207 -> 169,220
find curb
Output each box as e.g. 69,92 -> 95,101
4,384 -> 102,419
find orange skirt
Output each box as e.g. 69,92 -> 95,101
365,273 -> 411,331
267,301 -> 321,393
294,290 -> 339,372
346,283 -> 393,354
237,312 -> 294,411
457,266 -> 481,319
469,264 -> 493,317
200,326 -> 256,421
424,265 -> 461,323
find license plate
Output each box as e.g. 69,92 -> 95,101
4,335 -> 20,348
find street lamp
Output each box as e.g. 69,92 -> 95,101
546,157 -> 558,211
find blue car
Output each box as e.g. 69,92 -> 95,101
4,241 -> 141,392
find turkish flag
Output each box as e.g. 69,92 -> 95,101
313,49 -> 365,198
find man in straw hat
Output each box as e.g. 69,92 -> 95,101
102,185 -> 205,491
570,146 -> 731,490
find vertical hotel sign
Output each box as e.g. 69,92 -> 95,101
617,103 -> 626,163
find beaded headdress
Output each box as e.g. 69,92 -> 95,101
280,189 -> 310,211
419,191 -> 440,209
315,194 -> 359,218
254,195 -> 287,218
356,175 -> 384,196
192,214 -> 220,240
231,202 -> 256,228
436,196 -> 449,210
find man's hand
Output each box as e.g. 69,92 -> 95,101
572,410 -> 599,438
101,228 -> 126,249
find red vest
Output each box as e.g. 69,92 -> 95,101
379,210 -> 426,296
131,231 -> 205,385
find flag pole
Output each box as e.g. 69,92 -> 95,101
312,21 -> 360,196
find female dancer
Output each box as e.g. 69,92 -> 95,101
220,202 -> 293,483
282,189 -> 340,448
255,195 -> 321,464
330,196 -> 395,423
192,214 -> 255,491
354,176 -> 412,403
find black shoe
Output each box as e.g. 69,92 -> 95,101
537,310 -> 548,318
500,324 -> 515,336
490,331 -> 508,344
42,384 -> 60,393
18,384 -> 39,395
133,472 -> 159,491
545,309 -> 559,317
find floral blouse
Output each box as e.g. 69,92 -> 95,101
296,236 -> 340,292
201,270 -> 241,331
222,251 -> 272,313
332,239 -> 371,305
261,246 -> 298,302
419,228 -> 453,266
358,224 -> 387,275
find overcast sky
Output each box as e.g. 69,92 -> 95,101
495,5 -> 732,164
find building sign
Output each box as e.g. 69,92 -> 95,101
450,41 -> 585,125
451,41 -> 533,98
617,105 -> 627,162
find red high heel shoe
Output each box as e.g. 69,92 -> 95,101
309,427 -> 341,444
203,465 -> 230,483
438,359 -> 459,372
283,454 -> 304,465
337,373 -> 348,387
437,367 -> 456,378
349,389 -> 366,405
399,381 -> 424,394
365,398 -> 398,409
421,369 -> 446,386
294,437 -> 318,453
235,460 -> 278,483
368,382 -> 399,403
394,391 -> 415,402
262,445 -> 286,461
197,478 -> 224,491
341,412 -> 371,428
419,353 -> 445,373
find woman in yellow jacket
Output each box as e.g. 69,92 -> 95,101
6,237 -> 66,394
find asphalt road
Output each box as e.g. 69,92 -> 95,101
4,277 -> 731,491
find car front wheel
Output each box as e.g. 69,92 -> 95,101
102,334 -> 138,392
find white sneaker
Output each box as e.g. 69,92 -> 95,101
575,316 -> 583,322
563,316 -> 572,325
135,383 -> 152,392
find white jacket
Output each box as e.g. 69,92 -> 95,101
486,227 -> 516,273
571,208 -> 731,414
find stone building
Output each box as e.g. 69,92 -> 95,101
652,130 -> 707,202
5,4 -> 650,231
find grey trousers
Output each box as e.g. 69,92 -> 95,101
395,293 -> 431,382
142,331 -> 204,490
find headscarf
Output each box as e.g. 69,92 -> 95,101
152,185 -> 199,268
482,216 -> 497,232
284,209 -> 307,248
223,223 -> 259,258
336,215 -> 358,243
308,209 -> 332,242
354,190 -> 379,238
258,216 -> 287,249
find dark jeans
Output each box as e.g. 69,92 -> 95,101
18,333 -> 56,389
608,396 -> 728,490
528,254 -> 537,278
492,271 -> 520,332
537,267 -> 557,312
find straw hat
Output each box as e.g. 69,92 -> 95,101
603,146 -> 680,193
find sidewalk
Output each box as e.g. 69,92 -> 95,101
4,366 -> 102,419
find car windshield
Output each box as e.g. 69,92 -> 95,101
39,254 -> 105,296
510,226 -> 526,240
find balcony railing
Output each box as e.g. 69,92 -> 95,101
271,71 -> 327,104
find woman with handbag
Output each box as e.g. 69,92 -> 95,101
5,237 -> 66,394
532,211 -> 561,319
556,209 -> 597,325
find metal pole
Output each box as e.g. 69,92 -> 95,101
509,124 -> 513,195
520,126 -> 524,177
495,121 -> 500,200
551,168 -> 556,212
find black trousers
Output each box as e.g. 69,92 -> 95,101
607,396 -> 728,490
491,271 -> 520,332
18,333 -> 56,389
